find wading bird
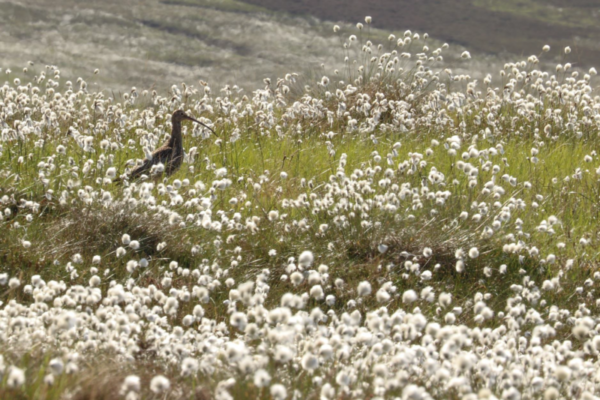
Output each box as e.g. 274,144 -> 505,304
119,110 -> 215,182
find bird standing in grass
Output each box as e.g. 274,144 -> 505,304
119,110 -> 215,182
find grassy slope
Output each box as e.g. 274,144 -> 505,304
240,0 -> 600,67
1,6 -> 600,399
1,0 -> 579,97
0,0 -> 346,92
1,47 -> 600,396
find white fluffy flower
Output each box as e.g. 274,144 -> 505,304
299,250 -> 314,267
181,357 -> 199,376
121,375 -> 141,392
270,384 -> 287,400
253,369 -> 271,387
376,289 -> 390,303
420,270 -> 432,281
150,375 -> 170,394
106,167 -> 117,179
301,354 -> 319,371
8,277 -> 20,289
325,295 -> 335,306
357,281 -> 372,296
468,247 -> 479,259
402,290 -> 418,303
49,358 -> 64,375
7,367 -> 25,388
290,271 -> 304,286
310,285 -> 324,300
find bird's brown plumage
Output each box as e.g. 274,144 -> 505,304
120,110 -> 213,182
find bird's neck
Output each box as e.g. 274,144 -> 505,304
168,120 -> 183,150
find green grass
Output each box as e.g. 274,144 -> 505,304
1,29 -> 600,398
2,93 -> 598,314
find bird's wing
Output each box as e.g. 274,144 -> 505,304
127,158 -> 153,180
116,144 -> 173,183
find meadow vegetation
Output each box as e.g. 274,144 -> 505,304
1,17 -> 600,400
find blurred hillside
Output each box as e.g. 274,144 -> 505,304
0,0 -> 347,92
1,0 -> 593,94
241,0 -> 600,68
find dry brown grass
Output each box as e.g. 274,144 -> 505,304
0,347 -> 216,400
40,204 -> 181,260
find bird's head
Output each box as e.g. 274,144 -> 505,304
171,110 -> 216,135
172,109 -> 197,124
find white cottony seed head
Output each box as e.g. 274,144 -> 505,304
150,375 -> 170,394
299,250 -> 314,267
402,290 -> 418,303
468,247 -> 479,259
357,281 -> 372,296
7,367 -> 25,388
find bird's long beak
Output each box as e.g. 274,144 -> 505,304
184,114 -> 218,137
